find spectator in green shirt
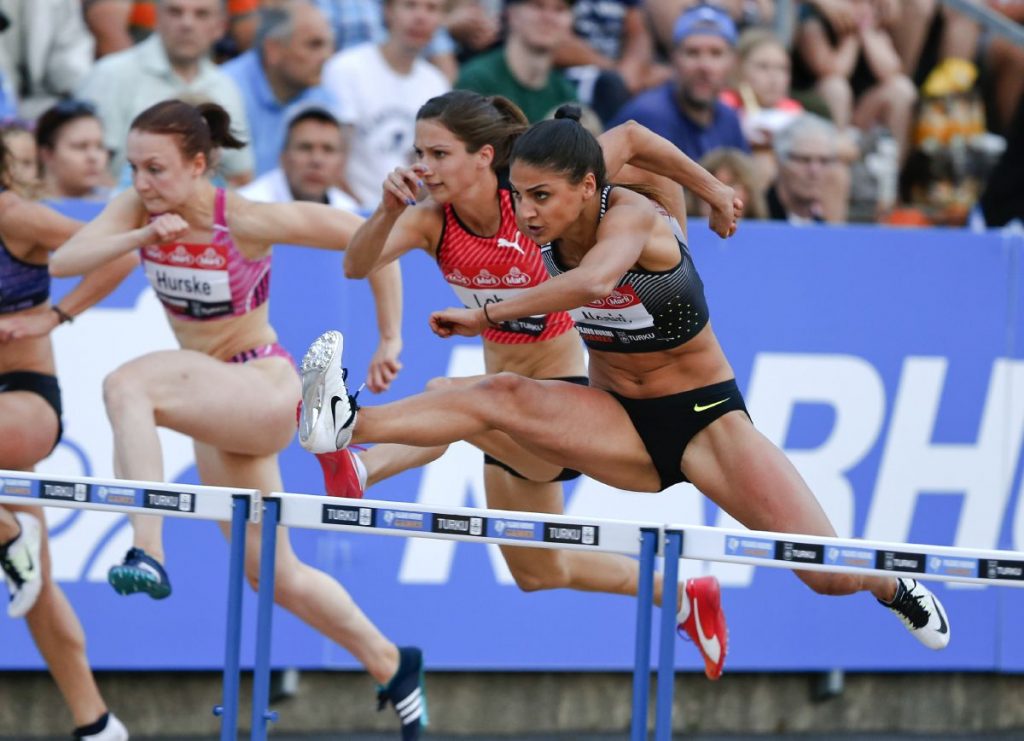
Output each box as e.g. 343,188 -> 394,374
455,0 -> 578,123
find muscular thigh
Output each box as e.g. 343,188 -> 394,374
0,393 -> 59,469
492,379 -> 662,493
118,350 -> 300,456
683,412 -> 836,537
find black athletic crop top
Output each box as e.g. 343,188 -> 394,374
539,185 -> 709,353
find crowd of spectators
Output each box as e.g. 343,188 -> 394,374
0,0 -> 1020,228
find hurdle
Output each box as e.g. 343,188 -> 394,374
252,492 -> 668,741
0,469 -> 260,741
253,491 -> 1024,740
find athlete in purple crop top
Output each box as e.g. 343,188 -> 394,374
50,100 -> 426,736
0,181 -> 136,740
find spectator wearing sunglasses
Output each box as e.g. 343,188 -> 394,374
36,100 -> 112,202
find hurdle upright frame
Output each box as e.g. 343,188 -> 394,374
0,469 -> 261,741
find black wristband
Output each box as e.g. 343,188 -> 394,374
482,303 -> 500,327
52,305 -> 73,324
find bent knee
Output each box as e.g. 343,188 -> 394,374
884,75 -> 918,105
425,376 -> 453,392
800,571 -> 861,597
102,364 -> 151,415
509,557 -> 571,593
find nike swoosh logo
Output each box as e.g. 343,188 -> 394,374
330,396 -> 344,428
693,597 -> 721,664
694,398 -> 730,413
931,596 -> 948,635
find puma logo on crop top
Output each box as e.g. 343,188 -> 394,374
140,188 -> 270,321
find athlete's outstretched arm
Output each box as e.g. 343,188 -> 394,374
50,190 -> 151,277
345,166 -> 437,279
599,120 -> 741,238
231,197 -> 366,251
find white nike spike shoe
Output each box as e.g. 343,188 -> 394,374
299,330 -> 357,454
1,512 -> 43,618
879,577 -> 950,650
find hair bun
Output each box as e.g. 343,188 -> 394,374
553,104 -> 583,123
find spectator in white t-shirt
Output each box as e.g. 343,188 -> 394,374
320,0 -> 450,208
240,105 -> 360,212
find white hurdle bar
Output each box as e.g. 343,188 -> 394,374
0,469 -> 260,741
255,492 -> 1024,741
253,492 -> 668,741
646,525 -> 1024,741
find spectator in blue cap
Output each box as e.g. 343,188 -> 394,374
609,3 -> 748,161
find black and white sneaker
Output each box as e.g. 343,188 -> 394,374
377,646 -> 427,740
879,577 -> 951,650
73,711 -> 129,740
0,512 -> 43,618
299,330 -> 358,454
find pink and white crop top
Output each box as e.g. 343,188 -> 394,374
140,188 -> 270,321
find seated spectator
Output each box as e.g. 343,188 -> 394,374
322,0 -> 451,208
646,0 -> 775,53
553,0 -> 672,124
77,0 -> 254,185
83,0 -> 260,59
35,100 -> 111,202
0,0 -> 95,119
768,113 -> 848,224
0,121 -> 39,196
792,0 -> 917,164
456,0 -> 578,123
222,2 -> 336,176
609,4 -> 749,160
240,105 -> 359,212
312,0 -> 459,80
687,146 -> 768,219
722,29 -> 803,150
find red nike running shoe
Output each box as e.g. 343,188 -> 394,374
677,575 -> 728,680
315,449 -> 365,498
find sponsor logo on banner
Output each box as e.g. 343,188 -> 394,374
543,523 -> 599,546
825,547 -> 876,569
431,514 -> 485,536
984,559 -> 1024,581
0,477 -> 35,498
41,481 -> 89,503
143,490 -> 194,513
321,503 -> 375,527
775,540 -> 824,564
725,536 -> 775,559
876,550 -> 925,573
94,485 -> 142,507
926,556 -> 980,579
489,518 -> 540,541
380,510 -> 426,531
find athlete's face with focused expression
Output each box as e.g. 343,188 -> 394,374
508,161 -> 597,244
126,130 -> 207,213
412,119 -> 494,204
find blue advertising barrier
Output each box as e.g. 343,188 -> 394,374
5,201 -> 1024,673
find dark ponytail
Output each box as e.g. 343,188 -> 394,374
130,99 -> 246,169
511,104 -> 607,187
196,103 -> 246,151
417,90 -> 528,171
